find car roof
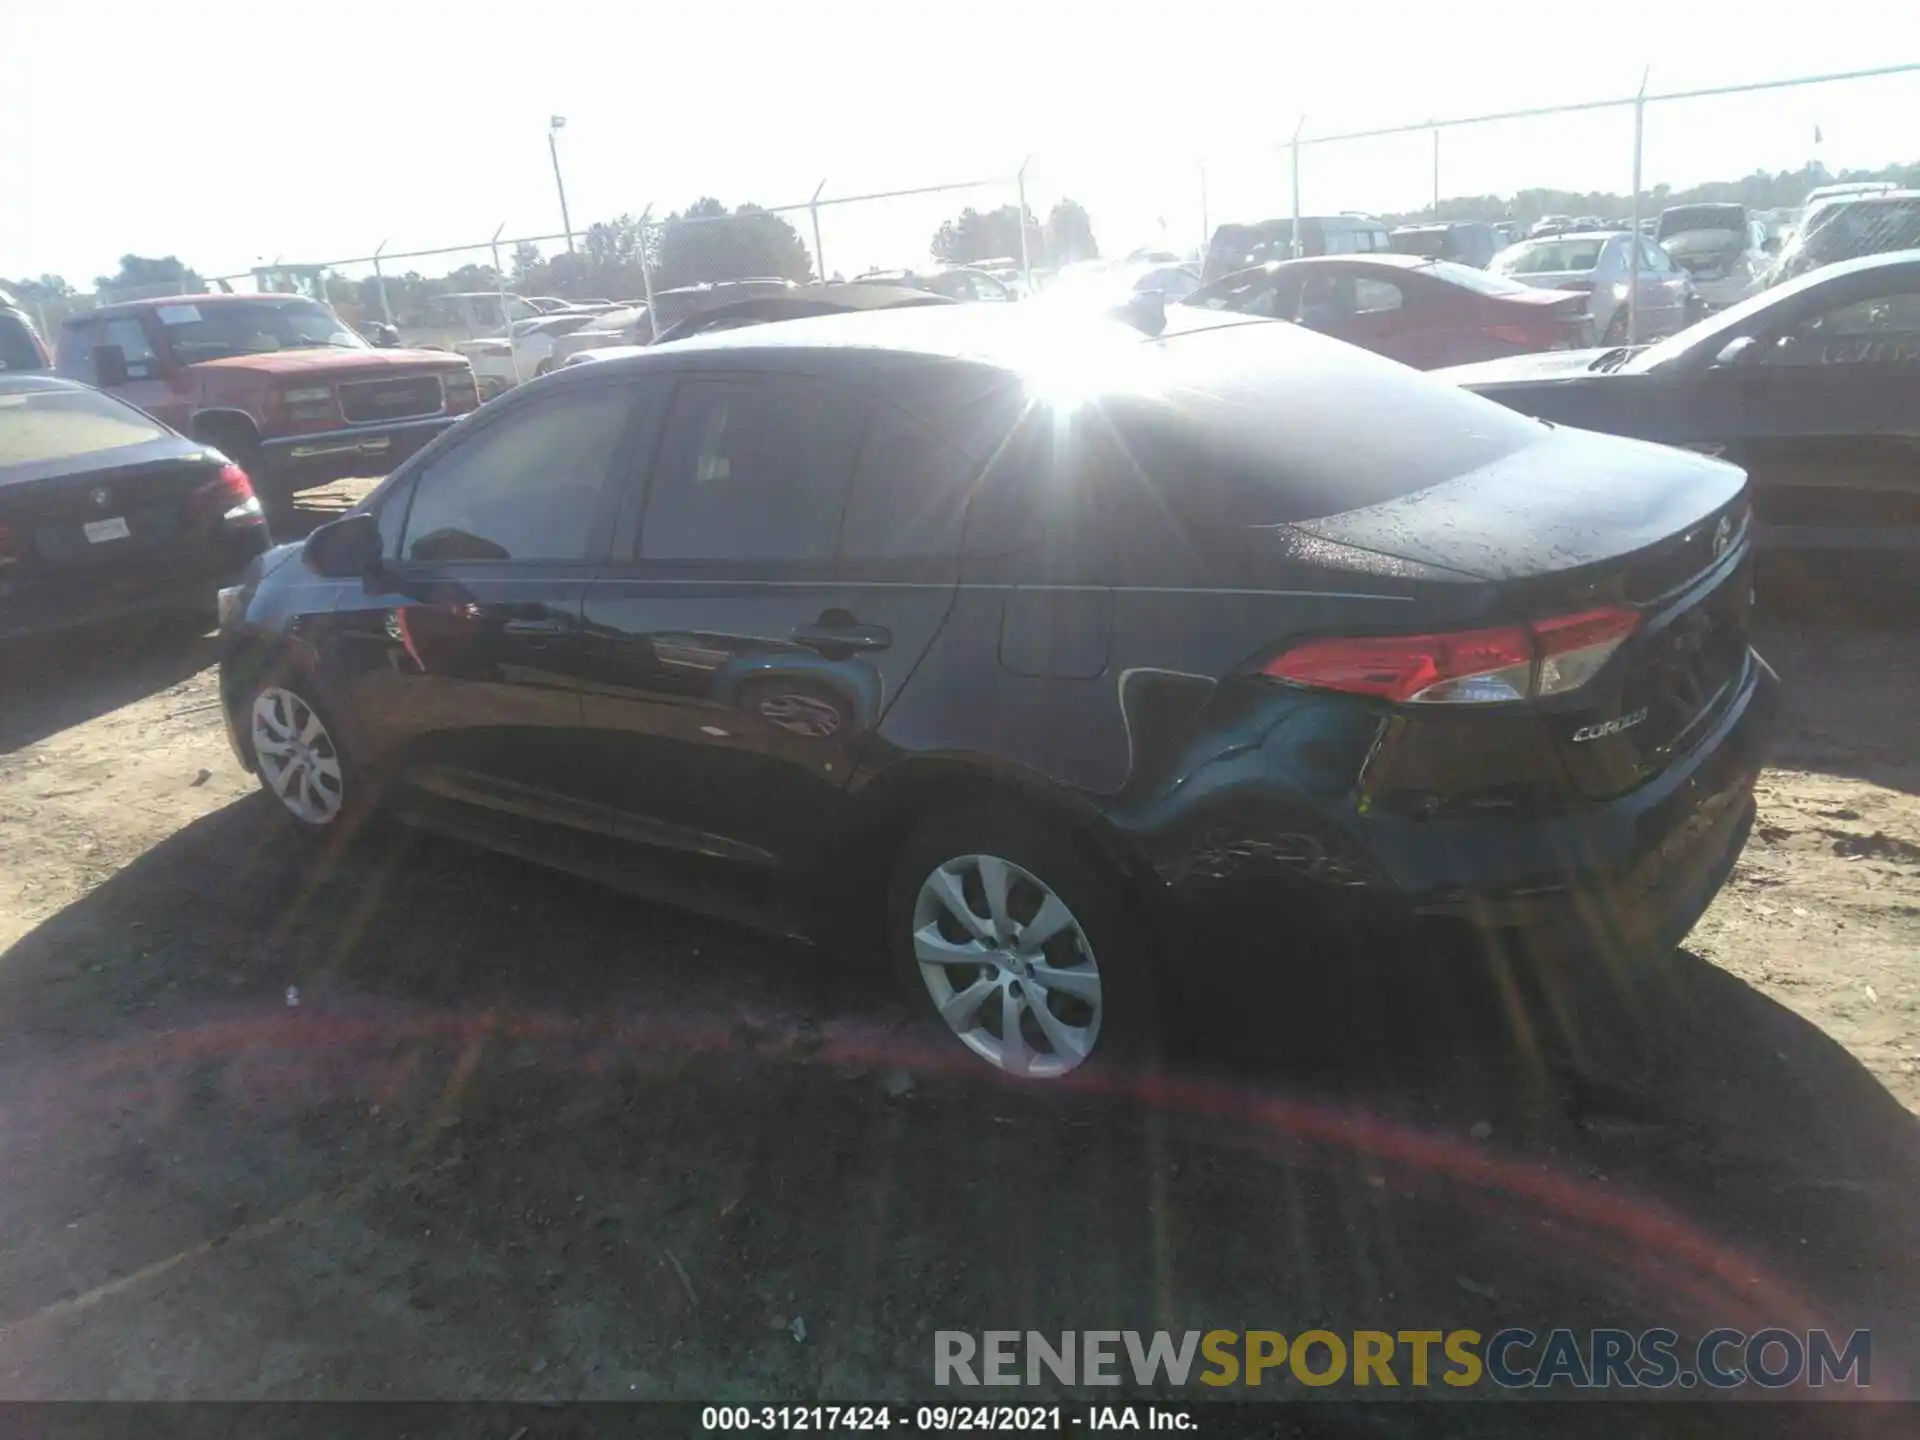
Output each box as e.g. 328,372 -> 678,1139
73,292 -> 321,322
583,300 -> 1267,372
0,372 -> 92,395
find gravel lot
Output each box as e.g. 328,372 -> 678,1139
0,480 -> 1914,1404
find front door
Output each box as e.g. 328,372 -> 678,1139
577,373 -> 966,881
317,377 -> 651,833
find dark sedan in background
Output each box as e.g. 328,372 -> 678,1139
1,374 -> 269,641
217,304 -> 1774,1081
1184,254 -> 1591,368
1440,250 -> 1920,559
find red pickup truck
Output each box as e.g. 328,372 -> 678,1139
54,294 -> 480,502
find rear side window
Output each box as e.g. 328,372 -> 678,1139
0,385 -> 167,470
400,386 -> 633,562
640,373 -> 866,563
838,406 -> 977,569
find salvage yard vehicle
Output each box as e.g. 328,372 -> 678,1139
54,295 -> 480,505
1388,222 -> 1502,270
1,374 -> 269,641
1654,203 -> 1775,311
1201,216 -> 1393,281
1769,191 -> 1920,284
545,281 -> 805,367
1183,254 -> 1591,368
1489,230 -> 1694,343
1438,250 -> 1920,562
217,303 -> 1776,1081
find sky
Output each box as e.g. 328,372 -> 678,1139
4,1 -> 1918,291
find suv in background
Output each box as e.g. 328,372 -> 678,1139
0,288 -> 51,373
56,294 -> 480,502
1201,215 -> 1392,282
1387,222 -> 1501,269
1770,191 -> 1920,284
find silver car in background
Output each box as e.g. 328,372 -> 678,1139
1654,203 -> 1776,310
1488,230 -> 1694,343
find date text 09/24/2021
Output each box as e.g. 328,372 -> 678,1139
702,1406 -> 1189,1432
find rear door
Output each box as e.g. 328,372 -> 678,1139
319,377 -> 649,832
576,370 -> 967,876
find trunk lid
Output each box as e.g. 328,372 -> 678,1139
1,446 -> 229,576
1283,426 -> 1754,803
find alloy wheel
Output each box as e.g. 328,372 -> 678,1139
251,686 -> 345,826
911,853 -> 1103,1078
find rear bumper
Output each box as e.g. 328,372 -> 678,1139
256,417 -> 457,491
1151,648 -> 1777,963
1375,648 -> 1777,951
0,524 -> 270,643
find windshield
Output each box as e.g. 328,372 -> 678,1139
1492,236 -> 1609,275
156,299 -> 367,362
0,384 -> 167,471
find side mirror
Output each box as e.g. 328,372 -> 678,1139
370,323 -> 401,348
302,512 -> 384,578
92,344 -> 130,387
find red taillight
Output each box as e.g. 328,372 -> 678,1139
191,463 -> 265,527
1262,606 -> 1640,705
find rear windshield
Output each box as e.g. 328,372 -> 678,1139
1389,229 -> 1450,258
1087,320 -> 1543,526
0,386 -> 168,473
1798,200 -> 1920,263
1424,261 -> 1537,297
1493,237 -> 1609,275
0,313 -> 48,372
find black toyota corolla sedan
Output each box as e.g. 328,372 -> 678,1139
217,304 -> 1777,1080
1439,249 -> 1920,562
2,374 -> 269,642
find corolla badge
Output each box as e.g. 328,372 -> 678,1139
1571,707 -> 1649,743
1712,514 -> 1733,559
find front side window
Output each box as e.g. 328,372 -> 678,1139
639,374 -> 866,563
104,318 -> 161,380
400,386 -> 634,562
1764,286 -> 1920,368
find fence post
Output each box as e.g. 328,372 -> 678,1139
372,240 -> 392,324
1198,159 -> 1210,258
809,178 -> 827,284
1627,65 -> 1650,345
1016,156 -> 1034,290
638,204 -> 660,343
1290,116 -> 1306,257
1431,124 -> 1441,216
491,222 -> 522,386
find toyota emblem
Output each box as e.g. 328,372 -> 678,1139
89,486 -> 112,508
1711,514 -> 1732,559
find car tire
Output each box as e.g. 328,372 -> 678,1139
886,802 -> 1161,1084
241,670 -> 368,840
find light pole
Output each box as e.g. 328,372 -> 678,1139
548,116 -> 575,252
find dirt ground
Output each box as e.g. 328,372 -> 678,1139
0,480 -> 1914,1409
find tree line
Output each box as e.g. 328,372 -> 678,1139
12,158 -> 1917,319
